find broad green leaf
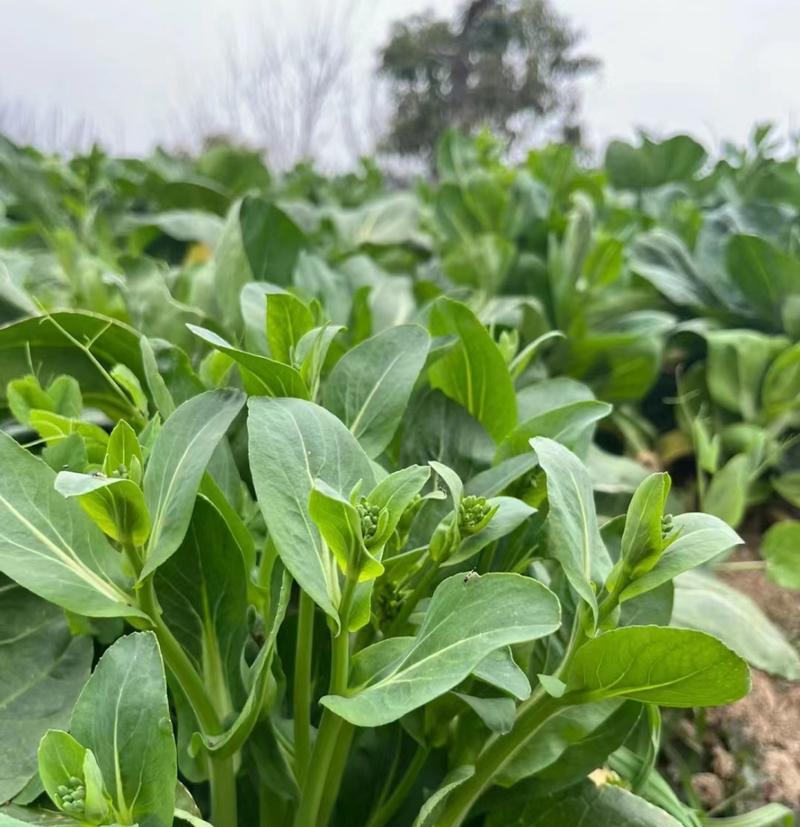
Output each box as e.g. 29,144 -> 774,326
487,778 -> 683,826
213,197 -> 306,330
726,234 -> 800,329
531,437 -> 611,622
606,134 -> 707,190
619,473 -> 671,578
321,573 -> 560,726
453,692 -> 516,734
703,454 -> 751,527
629,230 -> 713,307
413,766 -> 475,827
248,397 -> 376,621
55,472 -> 150,546
428,297 -> 517,442
620,513 -> 741,603
564,626 -> 750,707
466,454 -> 539,498
761,520 -> 800,590
496,400 -> 611,461
156,497 -> 249,722
0,312 -> 144,421
266,292 -> 314,364
141,389 -> 245,578
673,571 -> 800,680
0,433 -> 143,617
327,192 -> 421,249
323,325 -> 430,458
70,632 -> 176,827
187,324 -> 309,399
497,700 -> 641,787
442,234 -> 515,293
761,341 -> 800,420
705,330 -> 788,421
473,648 -> 531,700
0,579 -> 92,802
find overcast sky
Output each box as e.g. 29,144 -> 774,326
1,0 -> 798,160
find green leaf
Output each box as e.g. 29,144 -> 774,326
629,230 -> 713,307
496,400 -> 611,461
619,473 -> 671,578
141,389 -> 245,578
761,341 -> 800,420
0,433 -> 143,617
445,497 -> 535,567
309,480 -> 383,582
705,330 -> 788,421
673,571 -> 800,680
620,513 -> 741,603
321,572 -> 560,726
606,134 -> 707,190
726,234 -> 800,329
187,324 -> 309,399
266,292 -> 314,364
428,297 -> 517,442
497,700 -> 641,787
38,732 -> 111,824
531,437 -> 611,623
28,411 -> 109,465
564,626 -> 750,707
248,397 -> 376,622
323,325 -> 430,458
0,312 -> 145,421
487,778 -> 683,826
453,693 -> 516,734
473,648 -> 531,700
761,520 -> 800,590
0,579 -> 92,802
213,197 -> 306,330
103,420 -> 143,482
413,766 -> 475,827
703,454 -> 751,528
55,472 -> 150,546
156,497 -> 249,721
189,564 -> 292,759
70,632 -> 176,827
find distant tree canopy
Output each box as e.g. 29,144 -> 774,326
379,0 -> 599,159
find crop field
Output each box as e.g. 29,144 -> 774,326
0,127 -> 798,827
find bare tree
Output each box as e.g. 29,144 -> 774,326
173,0 -> 372,171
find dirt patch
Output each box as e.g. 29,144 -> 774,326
720,547 -> 800,643
697,546 -> 800,812
710,671 -> 800,809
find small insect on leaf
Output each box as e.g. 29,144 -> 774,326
463,570 -> 480,584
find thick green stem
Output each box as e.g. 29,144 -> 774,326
366,744 -> 430,827
294,590 -> 315,787
315,722 -> 354,827
437,691 -> 560,827
294,577 -> 356,827
138,576 -> 238,827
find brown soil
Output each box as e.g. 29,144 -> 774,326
700,546 -> 800,812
